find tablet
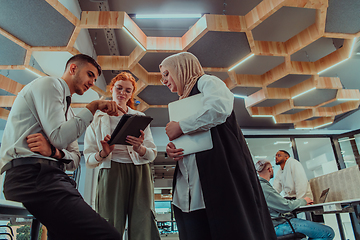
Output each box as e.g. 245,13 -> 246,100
108,114 -> 153,145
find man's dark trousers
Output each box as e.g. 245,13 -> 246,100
3,163 -> 121,240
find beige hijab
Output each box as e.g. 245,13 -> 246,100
160,52 -> 205,99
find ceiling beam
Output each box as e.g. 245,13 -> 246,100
97,56 -> 129,70
45,0 -> 80,26
0,75 -> 24,95
0,108 -> 10,120
80,11 -> 124,29
0,96 -> 16,107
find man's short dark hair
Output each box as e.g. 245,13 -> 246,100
65,54 -> 102,76
279,150 -> 290,157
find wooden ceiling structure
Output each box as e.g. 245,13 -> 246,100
1,0 -> 360,130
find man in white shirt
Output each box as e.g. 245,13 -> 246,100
0,54 -> 123,240
273,150 -> 313,200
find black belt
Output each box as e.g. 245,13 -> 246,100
1,157 -> 65,174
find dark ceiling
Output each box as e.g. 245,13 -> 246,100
1,0 -> 360,133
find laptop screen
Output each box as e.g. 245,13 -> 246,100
318,188 -> 330,203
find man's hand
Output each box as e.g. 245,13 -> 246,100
166,142 -> 184,161
26,133 -> 52,156
165,121 -> 183,141
86,100 -> 126,116
304,197 -> 314,205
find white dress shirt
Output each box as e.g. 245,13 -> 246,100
172,74 -> 234,212
0,76 -> 93,171
273,157 -> 313,199
84,107 -> 157,169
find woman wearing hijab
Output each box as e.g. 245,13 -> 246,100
84,72 -> 160,240
159,52 -> 276,240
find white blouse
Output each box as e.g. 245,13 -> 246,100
172,74 -> 234,212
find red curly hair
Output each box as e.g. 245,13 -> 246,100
107,72 -> 137,109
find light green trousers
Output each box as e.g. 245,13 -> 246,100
96,161 -> 160,240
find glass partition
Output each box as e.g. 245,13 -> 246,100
338,136 -> 357,168
294,138 -> 338,179
246,137 -> 292,184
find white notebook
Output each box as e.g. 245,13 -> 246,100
168,93 -> 213,155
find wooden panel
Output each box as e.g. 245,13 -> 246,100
24,50 -> 32,66
30,46 -> 70,52
205,15 -> 246,32
336,89 -> 360,100
289,76 -> 316,98
149,105 -> 168,108
67,47 -> 81,55
316,101 -> 360,116
253,41 -> 287,56
128,46 -> 146,69
45,0 -> 80,26
123,13 -> 147,49
0,96 -> 16,107
323,33 -> 357,39
134,79 -> 148,95
147,73 -> 162,86
97,56 -> 129,70
0,65 -> 25,70
263,62 -> 289,85
235,74 -> 263,87
130,63 -> 148,83
294,116 -> 334,129
0,75 -> 24,95
146,37 -> 182,52
316,77 -> 343,89
67,26 -> 82,48
0,27 -> 30,49
284,0 -> 328,9
285,24 -> 321,55
0,108 -> 10,120
276,109 -> 313,123
315,7 -> 327,35
182,16 -> 208,51
246,31 -> 256,51
224,77 -> 236,90
273,99 -> 293,115
80,11 -> 124,28
245,0 -> 285,30
245,88 -> 267,107
247,106 -> 274,116
290,61 -> 317,74
314,38 -> 352,73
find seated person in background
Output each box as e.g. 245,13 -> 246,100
273,150 -> 313,199
256,159 -> 335,240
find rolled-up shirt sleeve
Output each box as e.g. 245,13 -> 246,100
29,77 -> 93,149
63,140 -> 81,171
179,75 -> 234,135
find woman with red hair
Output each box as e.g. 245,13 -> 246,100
84,72 -> 160,240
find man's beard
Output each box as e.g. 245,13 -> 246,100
275,160 -> 283,165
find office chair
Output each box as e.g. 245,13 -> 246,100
272,217 -> 306,240
0,225 -> 13,240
